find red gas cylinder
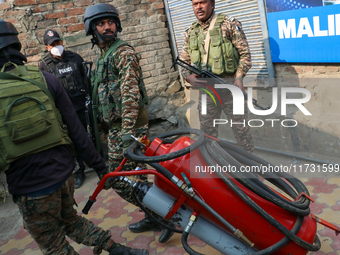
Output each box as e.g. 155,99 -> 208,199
145,136 -> 317,255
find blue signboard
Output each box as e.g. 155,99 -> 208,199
265,0 -> 340,62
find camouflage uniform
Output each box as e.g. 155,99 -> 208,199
13,176 -> 114,255
95,41 -> 148,204
180,12 -> 254,152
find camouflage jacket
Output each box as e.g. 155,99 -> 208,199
180,11 -> 252,81
96,41 -> 141,136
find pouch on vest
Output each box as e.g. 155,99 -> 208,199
98,62 -> 121,123
209,28 -> 224,75
5,96 -> 52,144
189,32 -> 201,67
222,39 -> 239,73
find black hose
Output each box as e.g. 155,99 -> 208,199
209,141 -> 310,216
224,149 -> 299,197
193,194 -> 237,233
181,231 -> 204,255
131,188 -> 183,234
125,129 -> 205,163
218,140 -> 311,206
250,216 -> 303,255
200,139 -> 321,251
136,150 -> 174,180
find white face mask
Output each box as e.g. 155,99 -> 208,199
50,45 -> 64,57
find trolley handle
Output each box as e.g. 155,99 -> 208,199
82,197 -> 96,214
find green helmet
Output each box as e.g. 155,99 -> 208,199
0,19 -> 21,51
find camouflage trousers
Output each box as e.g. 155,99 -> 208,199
108,123 -> 149,205
198,89 -> 254,153
13,176 -> 115,255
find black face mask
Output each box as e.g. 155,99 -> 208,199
0,47 -> 27,68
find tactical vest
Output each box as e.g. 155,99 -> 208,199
92,38 -> 149,125
188,13 -> 240,76
0,63 -> 73,172
42,51 -> 86,111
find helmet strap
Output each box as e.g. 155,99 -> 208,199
90,37 -> 97,49
91,23 -> 104,47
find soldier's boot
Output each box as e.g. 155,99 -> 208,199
109,244 -> 149,255
75,169 -> 86,189
128,214 -> 162,233
129,214 -> 175,243
158,222 -> 175,243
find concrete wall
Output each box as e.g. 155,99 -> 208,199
0,0 -> 187,137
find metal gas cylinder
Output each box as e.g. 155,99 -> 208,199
145,136 -> 317,255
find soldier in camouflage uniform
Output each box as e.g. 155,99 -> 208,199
84,3 -> 174,243
0,19 -> 148,255
181,0 -> 254,152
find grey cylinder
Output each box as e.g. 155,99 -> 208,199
142,185 -> 257,254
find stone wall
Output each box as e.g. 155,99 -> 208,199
0,0 -> 187,136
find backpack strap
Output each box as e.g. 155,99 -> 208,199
103,38 -> 129,63
0,71 -> 55,103
215,13 -> 226,26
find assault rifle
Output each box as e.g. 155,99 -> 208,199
173,57 -> 267,110
82,61 -> 97,147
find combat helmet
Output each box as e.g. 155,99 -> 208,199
84,3 -> 122,47
0,19 -> 21,51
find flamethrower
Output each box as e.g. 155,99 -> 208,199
83,129 -> 339,255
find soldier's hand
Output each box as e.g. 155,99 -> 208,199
234,79 -> 244,91
186,74 -> 208,88
122,140 -> 132,157
98,172 -> 115,190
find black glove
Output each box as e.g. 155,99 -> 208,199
98,172 -> 115,190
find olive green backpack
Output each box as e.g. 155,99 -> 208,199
0,63 -> 73,172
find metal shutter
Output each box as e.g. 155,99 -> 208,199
164,0 -> 274,84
